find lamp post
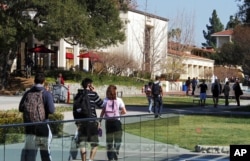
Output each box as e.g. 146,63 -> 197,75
22,9 -> 37,77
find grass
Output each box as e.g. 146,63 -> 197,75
4,94 -> 250,151
123,96 -> 228,108
124,115 -> 250,151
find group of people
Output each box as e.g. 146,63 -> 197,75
188,77 -> 243,107
19,72 -> 127,161
142,75 -> 163,118
185,77 -> 199,96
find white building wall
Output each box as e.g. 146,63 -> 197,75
181,58 -> 214,79
102,10 -> 168,77
19,10 -> 168,72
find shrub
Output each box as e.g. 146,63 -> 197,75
0,110 -> 64,144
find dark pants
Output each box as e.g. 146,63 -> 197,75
235,94 -> 240,106
153,95 -> 162,117
224,94 -> 229,106
21,124 -> 52,161
192,86 -> 196,95
105,120 -> 122,161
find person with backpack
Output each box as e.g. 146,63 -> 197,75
233,79 -> 243,106
144,82 -> 153,113
19,72 -> 55,161
73,78 -> 103,161
152,75 -> 163,118
99,85 -> 127,161
211,79 -> 221,108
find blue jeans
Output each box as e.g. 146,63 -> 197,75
153,95 -> 162,116
147,96 -> 153,112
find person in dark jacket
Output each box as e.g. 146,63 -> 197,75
198,79 -> 208,106
19,72 -> 55,161
73,78 -> 103,161
211,79 -> 221,108
233,80 -> 243,106
191,77 -> 197,95
185,77 -> 191,96
223,81 -> 231,106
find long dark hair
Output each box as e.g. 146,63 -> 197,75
106,85 -> 117,100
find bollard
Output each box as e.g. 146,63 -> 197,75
67,85 -> 70,103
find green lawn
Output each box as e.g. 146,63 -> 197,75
13,95 -> 250,151
123,96 -> 227,108
124,115 -> 250,151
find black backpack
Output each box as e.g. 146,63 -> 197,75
73,89 -> 91,119
152,82 -> 161,96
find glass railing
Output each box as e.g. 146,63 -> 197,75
1,112 -> 249,161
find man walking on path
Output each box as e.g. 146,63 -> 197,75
198,79 -> 208,106
191,77 -> 197,95
211,79 -> 221,108
19,72 -> 55,161
222,81 -> 230,106
152,76 -> 163,118
185,77 -> 191,96
73,78 -> 103,161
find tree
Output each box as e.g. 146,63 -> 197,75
98,52 -> 138,76
219,42 -> 244,65
237,0 -> 250,23
163,10 -> 196,80
225,15 -> 241,29
163,53 -> 185,81
232,24 -> 250,74
202,10 -> 224,47
0,0 -> 126,89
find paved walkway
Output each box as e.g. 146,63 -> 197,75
1,96 -> 250,161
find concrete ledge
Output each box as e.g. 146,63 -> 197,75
195,145 -> 229,154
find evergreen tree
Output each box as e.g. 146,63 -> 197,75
202,10 -> 224,47
237,0 -> 250,23
226,15 -> 241,29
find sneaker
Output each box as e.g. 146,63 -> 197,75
159,115 -> 162,118
154,115 -> 158,118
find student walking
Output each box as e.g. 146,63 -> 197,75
144,82 -> 153,113
152,76 -> 163,118
73,78 -> 103,161
191,77 -> 197,95
211,79 -> 221,108
19,72 -> 55,161
233,80 -> 243,106
198,79 -> 208,106
185,77 -> 191,96
222,81 -> 231,106
100,85 -> 127,161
